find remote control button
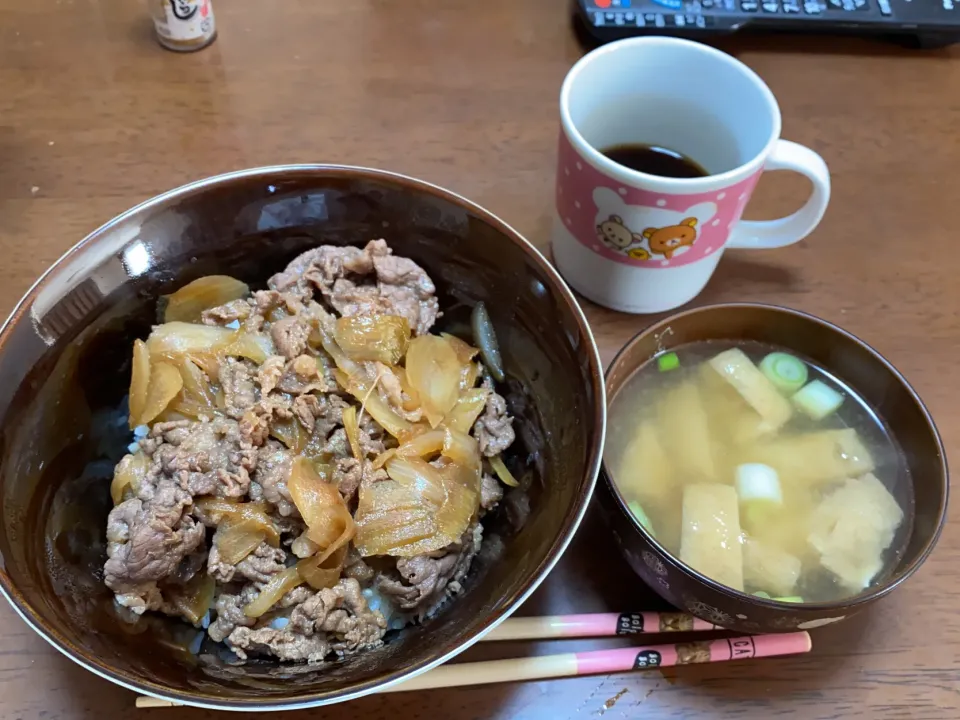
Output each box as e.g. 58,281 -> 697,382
674,13 -> 686,25
644,12 -> 658,22
593,11 -> 606,24
685,12 -> 699,22
702,0 -> 715,7
652,0 -> 684,9
803,2 -> 822,13
686,0 -> 702,11
853,0 -> 867,9
655,13 -> 666,26
615,12 -> 625,24
878,0 -> 891,13
724,0 -> 737,9
783,1 -> 800,11
741,0 -> 758,9
762,1 -> 779,11
624,11 -> 636,20
605,11 -> 616,20
695,14 -> 708,26
945,0 -> 956,10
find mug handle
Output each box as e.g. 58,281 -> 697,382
726,140 -> 830,250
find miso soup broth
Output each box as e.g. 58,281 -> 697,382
606,340 -> 913,604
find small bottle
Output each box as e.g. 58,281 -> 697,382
150,0 -> 217,53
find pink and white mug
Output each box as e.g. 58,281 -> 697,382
552,38 -> 830,314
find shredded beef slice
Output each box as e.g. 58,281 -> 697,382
146,417 -> 259,498
228,627 -> 331,663
207,587 -> 258,642
267,239 -> 439,335
209,540 -> 288,585
480,473 -> 503,510
251,440 -> 297,516
473,385 -> 515,457
271,315 -> 312,359
103,481 -> 205,611
377,524 -> 482,615
225,579 -> 385,663
288,578 -> 386,651
219,358 -> 259,419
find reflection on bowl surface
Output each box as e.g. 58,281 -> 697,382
0,166 -> 605,709
600,303 -> 947,633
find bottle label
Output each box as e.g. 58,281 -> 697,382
154,0 -> 215,42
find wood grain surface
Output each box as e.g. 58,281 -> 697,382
1,1 -> 958,718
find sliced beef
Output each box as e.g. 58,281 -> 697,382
271,315 -> 312,359
103,480 -> 205,613
472,385 -> 515,457
268,239 -> 439,336
227,627 -> 331,663
268,244 -> 379,294
219,358 -> 259,419
377,524 -> 482,616
257,356 -> 285,395
277,355 -> 328,395
207,587 -> 258,642
209,540 -> 288,585
480,473 -> 503,511
333,457 -> 387,502
201,299 -> 252,327
288,578 -> 386,653
145,417 -> 259,498
251,440 -> 297,516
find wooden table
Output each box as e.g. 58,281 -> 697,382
1,1 -> 958,718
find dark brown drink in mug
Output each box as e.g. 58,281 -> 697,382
601,143 -> 709,179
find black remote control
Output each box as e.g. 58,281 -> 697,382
575,0 -> 960,48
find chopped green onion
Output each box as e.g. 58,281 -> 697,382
752,591 -> 771,599
736,463 -> 782,532
791,379 -> 844,421
775,596 -> 804,603
627,500 -> 656,537
657,352 -> 680,372
735,463 -> 782,504
759,352 -> 808,395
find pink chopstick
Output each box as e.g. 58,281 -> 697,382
387,631 -> 812,692
136,631 -> 812,705
485,611 -> 718,641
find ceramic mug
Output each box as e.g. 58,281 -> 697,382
551,37 -> 830,314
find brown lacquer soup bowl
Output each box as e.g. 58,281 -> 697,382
598,303 -> 948,634
0,166 -> 605,709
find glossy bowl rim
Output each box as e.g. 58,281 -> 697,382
0,163 -> 608,710
602,301 -> 949,613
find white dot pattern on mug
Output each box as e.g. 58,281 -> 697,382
576,162 -> 583,170
656,199 -> 666,207
618,188 -> 627,195
717,192 -> 726,200
711,219 -> 720,226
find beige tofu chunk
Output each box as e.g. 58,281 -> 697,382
741,429 -> 875,487
708,348 -> 793,434
807,473 -> 904,592
742,537 -> 802,596
698,363 -> 767,444
658,380 -> 716,482
614,420 -> 674,507
680,483 -> 744,591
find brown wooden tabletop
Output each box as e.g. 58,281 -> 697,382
1,1 -> 958,718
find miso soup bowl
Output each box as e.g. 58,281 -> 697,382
0,165 -> 605,709
599,303 -> 948,634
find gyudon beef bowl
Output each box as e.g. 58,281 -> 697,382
0,166 -> 605,709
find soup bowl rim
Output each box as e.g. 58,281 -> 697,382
602,300 -> 949,613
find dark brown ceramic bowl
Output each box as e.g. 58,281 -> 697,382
599,303 -> 948,634
0,165 -> 605,709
